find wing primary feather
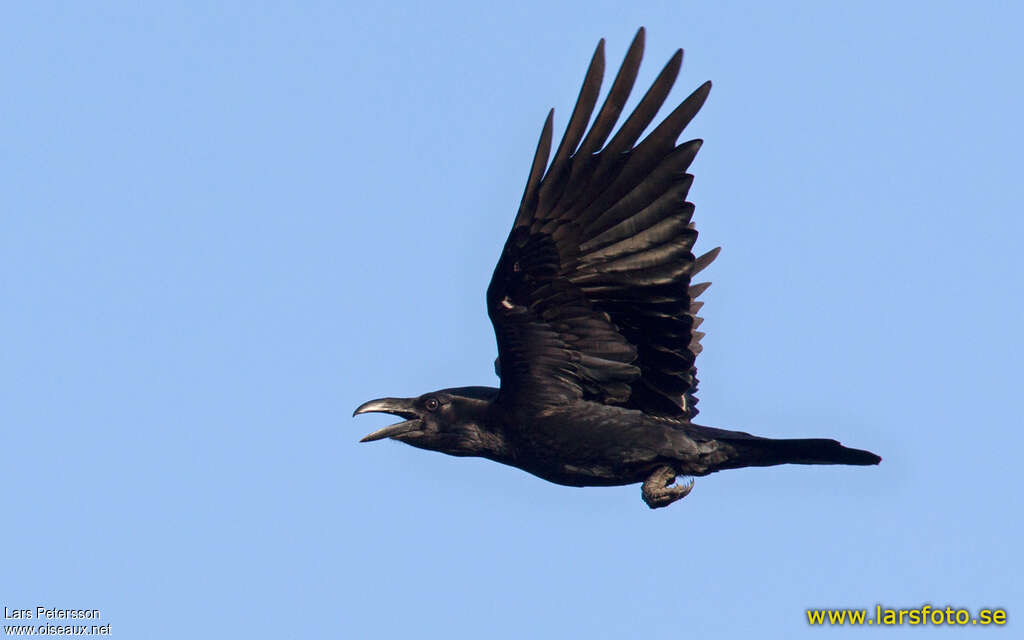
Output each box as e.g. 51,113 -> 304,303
634,81 -> 712,156
602,48 -> 683,157
574,27 -> 645,160
539,40 -> 605,210
556,29 -> 645,216
515,109 -> 554,227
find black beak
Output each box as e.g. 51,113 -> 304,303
352,397 -> 423,442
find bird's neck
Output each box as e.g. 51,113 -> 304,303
454,399 -> 514,462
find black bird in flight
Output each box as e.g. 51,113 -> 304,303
354,29 -> 880,508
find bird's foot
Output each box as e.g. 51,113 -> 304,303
641,466 -> 694,509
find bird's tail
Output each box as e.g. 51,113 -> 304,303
720,436 -> 881,470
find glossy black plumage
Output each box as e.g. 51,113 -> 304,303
354,29 -> 880,508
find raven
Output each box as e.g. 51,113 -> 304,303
355,29 -> 880,508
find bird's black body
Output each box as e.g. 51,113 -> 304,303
355,29 -> 880,508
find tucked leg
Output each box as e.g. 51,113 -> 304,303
641,465 -> 694,509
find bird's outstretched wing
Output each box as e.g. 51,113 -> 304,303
487,28 -> 719,419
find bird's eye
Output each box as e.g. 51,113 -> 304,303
424,398 -> 439,411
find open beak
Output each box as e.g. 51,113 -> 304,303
352,397 -> 423,442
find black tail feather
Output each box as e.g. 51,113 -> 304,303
722,437 -> 881,470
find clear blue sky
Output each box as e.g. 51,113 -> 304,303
3,2 -> 1021,637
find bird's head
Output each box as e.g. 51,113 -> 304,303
353,386 -> 505,458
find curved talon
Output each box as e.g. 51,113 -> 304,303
641,465 -> 695,509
